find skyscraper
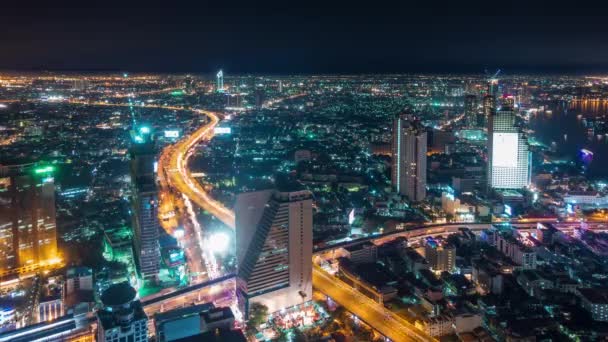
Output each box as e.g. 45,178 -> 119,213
235,184 -> 313,314
0,163 -> 58,275
97,282 -> 148,342
391,113 -> 427,202
481,94 -> 495,127
216,70 -> 224,93
464,94 -> 478,127
130,127 -> 160,282
487,98 -> 531,190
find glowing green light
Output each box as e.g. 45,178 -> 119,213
171,90 -> 184,96
139,126 -> 151,134
134,135 -> 144,143
34,166 -> 55,174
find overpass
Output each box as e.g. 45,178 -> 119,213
313,264 -> 436,342
313,220 -> 607,254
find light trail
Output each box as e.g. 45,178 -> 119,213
183,195 -> 220,279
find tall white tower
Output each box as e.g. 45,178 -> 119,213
236,187 -> 313,315
391,114 -> 427,202
216,70 -> 224,93
487,97 -> 531,190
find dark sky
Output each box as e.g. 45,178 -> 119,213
3,2 -> 608,74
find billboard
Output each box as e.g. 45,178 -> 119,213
492,132 -> 518,167
214,127 -> 231,135
164,130 -> 180,138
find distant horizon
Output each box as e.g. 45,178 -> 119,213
3,66 -> 608,77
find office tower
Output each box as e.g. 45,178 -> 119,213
216,70 -> 224,93
391,113 -> 427,202
481,94 -> 495,127
96,282 -> 148,342
235,185 -> 313,314
0,163 -> 58,275
487,98 -> 531,190
130,128 -> 160,281
254,89 -> 265,109
464,94 -> 478,127
424,237 -> 456,272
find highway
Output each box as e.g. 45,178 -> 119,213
313,264 -> 435,342
159,108 -> 235,229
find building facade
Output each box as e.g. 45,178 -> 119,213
425,237 -> 456,272
464,94 -> 478,127
487,99 -> 531,190
391,114 -> 427,202
96,283 -> 148,342
0,163 -> 58,275
236,189 -> 313,314
129,129 -> 161,281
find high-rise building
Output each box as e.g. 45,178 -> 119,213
235,185 -> 313,314
0,163 -> 58,275
130,127 -> 160,281
487,98 -> 531,190
424,237 -> 456,272
391,113 -> 427,201
254,89 -> 265,109
96,282 -> 148,342
481,94 -> 495,127
464,94 -> 478,127
216,70 -> 224,93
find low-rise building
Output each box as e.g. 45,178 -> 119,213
344,242 -> 378,264
415,314 -> 454,337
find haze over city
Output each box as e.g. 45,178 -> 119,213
2,5 -> 608,342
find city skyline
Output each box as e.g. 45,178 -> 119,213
2,20 -> 608,339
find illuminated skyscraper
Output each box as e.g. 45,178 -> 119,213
216,70 -> 224,93
236,184 -> 313,314
0,163 -> 58,275
129,127 -> 160,281
464,94 -> 478,127
487,98 -> 531,190
481,94 -> 495,127
391,113 -> 427,202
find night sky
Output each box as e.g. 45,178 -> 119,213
3,2 -> 608,74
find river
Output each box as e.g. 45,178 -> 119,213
529,100 -> 608,180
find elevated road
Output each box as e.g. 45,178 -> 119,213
313,265 -> 435,342
161,108 -> 235,229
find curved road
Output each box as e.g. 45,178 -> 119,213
159,108 -> 235,229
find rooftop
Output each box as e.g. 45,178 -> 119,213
100,282 -> 136,307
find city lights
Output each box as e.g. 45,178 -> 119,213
3,59 -> 608,342
208,232 -> 230,253
34,166 -> 55,174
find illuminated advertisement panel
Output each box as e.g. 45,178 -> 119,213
214,127 -> 231,134
492,132 -> 518,167
164,130 -> 180,138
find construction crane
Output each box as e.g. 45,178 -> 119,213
485,68 -> 501,95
